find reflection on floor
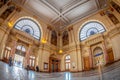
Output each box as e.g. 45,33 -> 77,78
0,61 -> 120,80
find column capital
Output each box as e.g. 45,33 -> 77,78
68,26 -> 73,31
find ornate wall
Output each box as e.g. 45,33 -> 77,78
0,0 -> 120,72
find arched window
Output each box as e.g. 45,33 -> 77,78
14,18 -> 41,40
65,55 -> 70,71
79,21 -> 106,41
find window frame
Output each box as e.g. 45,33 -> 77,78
79,21 -> 106,41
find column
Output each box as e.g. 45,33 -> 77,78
87,46 -> 93,68
38,47 -> 43,71
68,27 -> 72,43
10,38 -> 18,59
25,44 -> 32,67
0,31 -> 7,59
102,41 -> 108,64
38,43 -> 45,71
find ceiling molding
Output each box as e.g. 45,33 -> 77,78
12,0 -> 108,31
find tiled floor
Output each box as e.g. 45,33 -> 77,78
0,61 -> 120,80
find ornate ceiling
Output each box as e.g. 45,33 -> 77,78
13,0 -> 108,31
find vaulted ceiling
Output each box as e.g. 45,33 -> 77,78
13,0 -> 108,31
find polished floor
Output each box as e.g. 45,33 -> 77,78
0,61 -> 120,80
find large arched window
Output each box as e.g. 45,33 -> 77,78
14,18 -> 41,40
79,21 -> 106,41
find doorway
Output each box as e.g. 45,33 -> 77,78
14,54 -> 24,67
14,45 -> 26,68
93,47 -> 104,67
49,57 -> 60,72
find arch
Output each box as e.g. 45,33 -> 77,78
79,21 -> 106,41
93,47 -> 104,66
14,17 -> 42,40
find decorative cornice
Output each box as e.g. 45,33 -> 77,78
85,34 -> 104,46
108,27 -> 120,38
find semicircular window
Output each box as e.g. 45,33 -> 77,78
80,21 -> 106,41
14,18 -> 41,40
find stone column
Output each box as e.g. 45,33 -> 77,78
24,45 -> 32,67
47,26 -> 52,44
102,41 -> 108,64
38,47 -> 42,71
77,48 -> 83,71
10,38 -> 18,59
87,46 -> 93,68
68,27 -> 73,43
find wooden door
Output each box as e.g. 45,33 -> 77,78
49,57 -> 60,72
107,48 -> 114,63
84,56 -> 90,71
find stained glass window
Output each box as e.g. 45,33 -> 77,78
80,21 -> 106,41
14,18 -> 41,40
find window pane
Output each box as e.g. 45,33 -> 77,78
68,63 -> 70,69
80,22 -> 106,41
32,60 -> 34,67
17,45 -> 22,50
14,18 -> 41,40
21,46 -> 26,52
30,59 -> 32,66
65,55 -> 70,70
66,63 -> 68,69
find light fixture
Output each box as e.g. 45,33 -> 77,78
41,38 -> 47,44
59,50 -> 63,53
8,21 -> 13,28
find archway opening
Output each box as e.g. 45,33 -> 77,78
93,47 -> 104,67
14,45 -> 26,68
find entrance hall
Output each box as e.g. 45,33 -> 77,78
0,0 -> 120,80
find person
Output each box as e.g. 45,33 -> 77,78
36,66 -> 39,72
9,56 -> 12,67
27,64 -> 29,75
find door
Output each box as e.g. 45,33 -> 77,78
84,56 -> 90,70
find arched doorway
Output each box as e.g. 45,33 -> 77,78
65,55 -> 70,71
49,54 -> 60,72
93,47 -> 104,67
14,45 -> 26,68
